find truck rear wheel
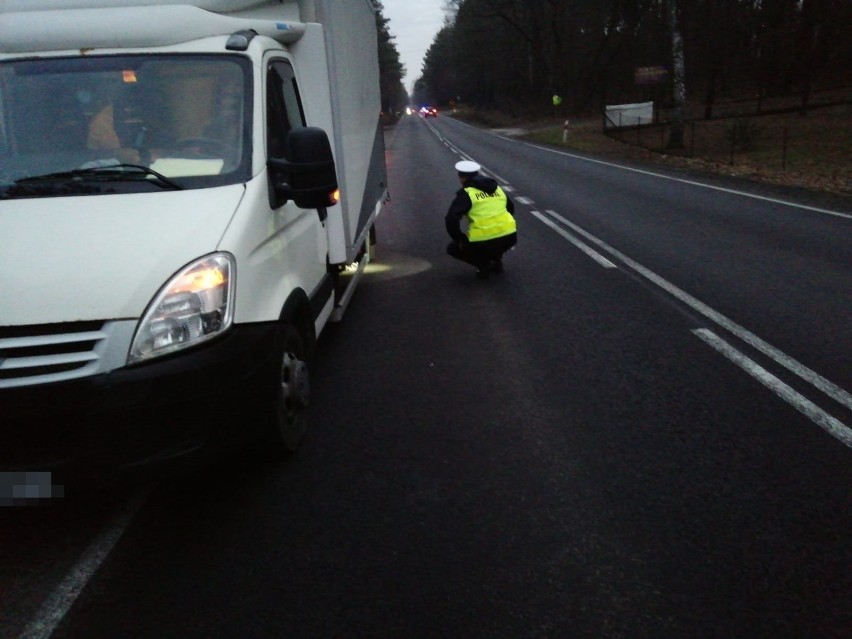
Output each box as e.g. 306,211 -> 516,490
368,224 -> 377,260
263,323 -> 310,457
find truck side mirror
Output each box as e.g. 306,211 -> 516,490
268,127 -> 339,210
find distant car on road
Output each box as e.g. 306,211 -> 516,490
420,106 -> 438,118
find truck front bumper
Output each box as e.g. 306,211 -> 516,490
1,322 -> 278,481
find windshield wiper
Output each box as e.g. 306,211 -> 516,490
14,164 -> 183,190
0,181 -> 112,199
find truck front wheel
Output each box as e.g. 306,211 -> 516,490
262,323 -> 310,457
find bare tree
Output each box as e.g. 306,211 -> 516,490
412,0 -> 850,121
667,0 -> 687,148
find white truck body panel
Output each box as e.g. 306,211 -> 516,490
0,6 -> 306,53
306,1 -> 383,263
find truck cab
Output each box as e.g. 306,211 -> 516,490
0,0 -> 387,484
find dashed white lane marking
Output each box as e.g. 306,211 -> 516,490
429,118 -> 852,433
694,329 -> 852,449
515,196 -> 534,205
18,486 -> 152,639
531,211 -> 616,269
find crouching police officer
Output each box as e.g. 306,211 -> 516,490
445,160 -> 517,279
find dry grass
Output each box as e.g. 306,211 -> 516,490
455,104 -> 851,197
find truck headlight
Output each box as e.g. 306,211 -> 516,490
128,253 -> 235,364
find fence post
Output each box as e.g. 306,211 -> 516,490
730,125 -> 736,165
690,122 -> 695,158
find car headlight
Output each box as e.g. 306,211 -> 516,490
128,253 -> 235,364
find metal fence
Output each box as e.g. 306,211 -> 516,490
603,94 -> 851,173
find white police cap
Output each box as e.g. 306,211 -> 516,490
455,160 -> 481,174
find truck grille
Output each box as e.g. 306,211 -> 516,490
0,321 -> 109,388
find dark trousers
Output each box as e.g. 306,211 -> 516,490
446,233 -> 517,270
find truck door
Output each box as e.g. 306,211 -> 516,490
264,57 -> 330,314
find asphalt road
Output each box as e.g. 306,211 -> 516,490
2,113 -> 851,638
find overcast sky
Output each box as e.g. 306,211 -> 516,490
380,0 -> 448,93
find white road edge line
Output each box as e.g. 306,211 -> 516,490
440,115 -> 851,219
543,209 -> 852,412
694,329 -> 852,449
523,141 -> 852,220
18,487 -> 152,639
531,211 -> 616,269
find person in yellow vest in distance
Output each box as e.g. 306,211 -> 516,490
445,160 -> 517,279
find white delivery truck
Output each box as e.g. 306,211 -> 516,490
0,0 -> 387,479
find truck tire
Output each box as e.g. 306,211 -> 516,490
262,322 -> 310,457
368,224 -> 377,260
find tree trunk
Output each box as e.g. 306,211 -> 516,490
798,0 -> 819,116
667,0 -> 687,149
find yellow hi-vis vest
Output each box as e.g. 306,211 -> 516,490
464,186 -> 516,242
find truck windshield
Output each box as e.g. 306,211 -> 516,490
0,54 -> 251,197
